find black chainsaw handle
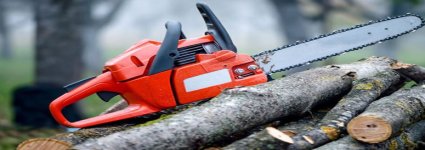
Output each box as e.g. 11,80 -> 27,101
148,21 -> 182,75
197,2 -> 237,52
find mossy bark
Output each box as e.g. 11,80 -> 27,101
224,68 -> 400,150
316,120 -> 425,150
285,70 -> 400,149
73,57 -> 397,150
17,102 -> 202,149
72,67 -> 358,149
222,111 -> 326,150
347,85 -> 425,143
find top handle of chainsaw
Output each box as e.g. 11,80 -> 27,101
196,2 -> 237,52
148,21 -> 182,75
49,72 -> 159,128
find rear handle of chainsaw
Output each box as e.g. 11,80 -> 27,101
49,72 -> 159,128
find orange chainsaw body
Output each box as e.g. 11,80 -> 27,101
50,3 -> 268,128
49,34 -> 267,128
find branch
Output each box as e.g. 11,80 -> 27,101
347,84 -> 425,143
392,62 -> 425,84
317,120 -> 425,150
93,0 -> 125,28
287,70 -> 401,149
224,68 -> 400,149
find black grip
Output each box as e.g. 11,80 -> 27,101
148,21 -> 182,75
196,2 -> 237,52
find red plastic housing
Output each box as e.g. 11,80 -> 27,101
49,35 -> 267,128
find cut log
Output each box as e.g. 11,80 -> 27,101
392,62 -> 425,84
71,57 -> 397,150
347,85 -> 425,143
224,69 -> 400,150
286,69 -> 400,149
316,120 -> 425,150
222,111 -> 326,150
17,102 -> 202,150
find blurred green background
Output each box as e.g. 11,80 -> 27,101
1,0 -> 425,149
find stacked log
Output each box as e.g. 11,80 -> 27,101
224,69 -> 401,149
317,120 -> 425,150
17,57 -> 425,150
347,85 -> 425,143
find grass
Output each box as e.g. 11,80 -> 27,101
0,49 -> 33,121
0,48 -> 123,123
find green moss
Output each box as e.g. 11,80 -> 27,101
354,83 -> 374,90
399,133 -> 416,150
320,126 -> 339,140
394,100 -> 414,115
373,80 -> 384,89
135,114 -> 174,127
388,139 -> 398,150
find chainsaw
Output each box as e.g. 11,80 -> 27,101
49,3 -> 424,128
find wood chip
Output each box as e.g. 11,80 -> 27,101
266,127 -> 294,144
302,135 -> 315,144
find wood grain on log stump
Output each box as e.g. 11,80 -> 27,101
17,138 -> 71,150
317,120 -> 425,150
347,85 -> 425,143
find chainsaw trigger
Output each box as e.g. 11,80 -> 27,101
64,76 -> 95,92
96,91 -> 119,102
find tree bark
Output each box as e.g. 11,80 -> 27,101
71,57 -> 398,150
18,57 -> 401,149
34,0 -> 89,85
222,110 -> 327,150
316,120 -> 425,150
286,70 -> 400,149
392,62 -> 425,84
224,69 -> 400,150
17,101 -> 203,149
71,63 -> 384,149
347,84 -> 425,143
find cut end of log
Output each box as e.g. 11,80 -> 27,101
347,116 -> 392,143
266,127 -> 294,144
17,138 -> 71,150
391,62 -> 413,70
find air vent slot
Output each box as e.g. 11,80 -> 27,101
175,42 -> 218,66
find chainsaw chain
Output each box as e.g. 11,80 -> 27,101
252,13 -> 425,74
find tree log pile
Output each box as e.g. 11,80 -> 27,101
18,57 -> 425,150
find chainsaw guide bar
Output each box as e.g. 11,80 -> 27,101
253,14 -> 425,74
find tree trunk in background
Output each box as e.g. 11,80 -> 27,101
270,0 -> 309,43
35,0 -> 89,85
83,0 -> 124,73
0,0 -> 12,59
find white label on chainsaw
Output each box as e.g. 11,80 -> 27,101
184,69 -> 232,92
